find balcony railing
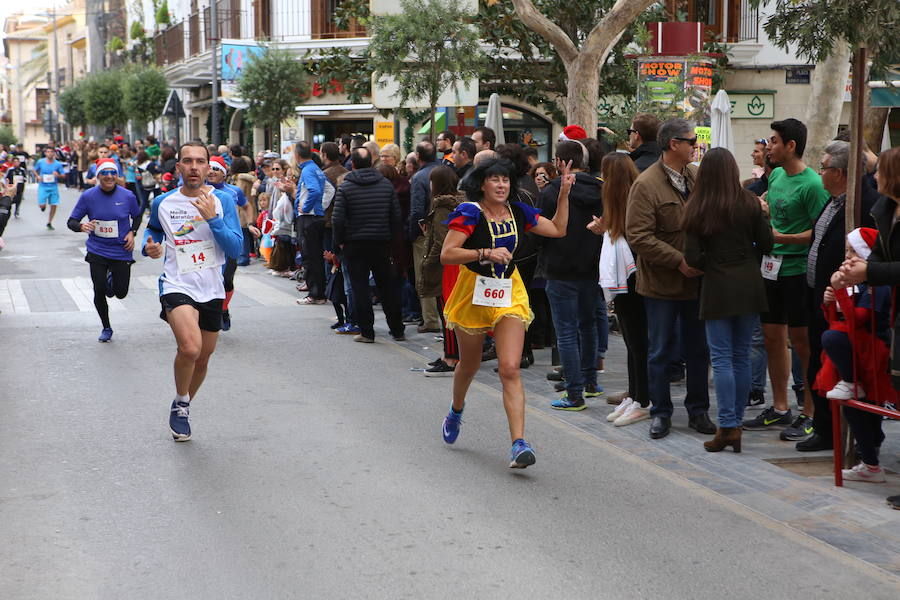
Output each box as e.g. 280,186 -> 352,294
736,0 -> 758,43
664,0 -> 758,44
153,0 -> 367,68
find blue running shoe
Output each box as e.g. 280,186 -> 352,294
169,400 -> 191,441
509,439 -> 536,468
98,327 -> 113,342
551,394 -> 586,411
221,310 -> 231,331
442,408 -> 463,444
105,272 -> 114,298
584,383 -> 604,398
336,323 -> 361,335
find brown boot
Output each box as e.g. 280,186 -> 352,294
704,426 -> 742,453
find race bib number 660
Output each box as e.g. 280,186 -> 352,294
472,276 -> 513,308
175,240 -> 216,274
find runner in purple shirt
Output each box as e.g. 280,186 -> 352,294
67,159 -> 142,342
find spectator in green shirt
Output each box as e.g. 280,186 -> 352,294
743,118 -> 829,440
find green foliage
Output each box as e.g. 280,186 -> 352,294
751,0 -> 900,76
82,70 -> 128,128
0,125 -> 18,147
106,36 -> 125,53
122,67 -> 169,127
369,0 -> 484,139
333,0 -> 370,31
59,80 -> 88,128
478,0 -> 667,125
236,46 -> 309,133
155,0 -> 171,26
303,47 -> 372,105
130,21 -> 146,40
20,41 -> 49,89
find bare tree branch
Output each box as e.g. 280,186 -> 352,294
509,0 -> 578,64
582,0 -> 657,61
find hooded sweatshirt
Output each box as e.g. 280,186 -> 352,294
537,171 -> 604,280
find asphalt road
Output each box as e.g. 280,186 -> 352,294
2,186 -> 899,598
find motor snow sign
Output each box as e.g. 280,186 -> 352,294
727,93 -> 775,119
637,57 -> 714,126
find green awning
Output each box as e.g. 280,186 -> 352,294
872,87 -> 900,108
417,111 -> 446,134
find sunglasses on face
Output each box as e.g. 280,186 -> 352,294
674,137 -> 698,147
626,128 -> 638,135
98,171 -> 118,177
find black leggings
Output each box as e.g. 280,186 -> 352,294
89,259 -> 132,328
223,258 -> 237,293
0,196 -> 11,237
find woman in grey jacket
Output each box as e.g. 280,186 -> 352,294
683,148 -> 774,453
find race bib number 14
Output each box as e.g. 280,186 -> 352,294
175,240 -> 216,274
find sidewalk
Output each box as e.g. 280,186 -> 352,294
388,301 -> 900,578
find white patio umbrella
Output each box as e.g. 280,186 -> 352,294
710,89 -> 735,155
484,93 -> 506,146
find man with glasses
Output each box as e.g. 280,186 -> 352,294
67,159 -> 142,342
625,118 -> 714,440
743,118 -> 829,436
627,113 -> 661,172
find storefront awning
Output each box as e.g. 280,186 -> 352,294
872,87 -> 900,108
417,112 -> 446,135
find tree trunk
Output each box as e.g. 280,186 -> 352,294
804,39 -> 852,165
429,103 -> 437,144
864,104 -> 889,153
566,57 -> 601,135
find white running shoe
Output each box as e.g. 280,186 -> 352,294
614,402 -> 650,426
607,397 -> 634,422
826,380 -> 866,400
842,462 -> 886,483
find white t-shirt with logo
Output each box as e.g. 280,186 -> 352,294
154,189 -> 227,302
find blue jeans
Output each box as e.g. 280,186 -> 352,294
341,257 -> 356,326
705,315 -> 756,427
644,297 -> 710,418
546,280 -> 598,397
750,318 -> 767,392
595,286 -> 608,360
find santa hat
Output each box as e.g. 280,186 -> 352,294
95,158 -> 118,173
847,227 -> 878,260
209,156 -> 228,173
558,125 -> 587,142
162,172 -> 174,182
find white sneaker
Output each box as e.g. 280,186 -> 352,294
614,402 -> 650,426
842,462 -> 886,483
826,380 -> 866,400
607,397 -> 633,422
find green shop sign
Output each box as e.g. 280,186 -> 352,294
726,92 -> 775,119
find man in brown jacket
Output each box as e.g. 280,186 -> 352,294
625,118 -> 714,440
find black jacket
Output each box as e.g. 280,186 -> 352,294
537,172 -> 603,280
629,142 -> 661,172
866,189 -> 900,388
684,196 -> 774,320
808,185 -> 877,292
331,168 -> 401,247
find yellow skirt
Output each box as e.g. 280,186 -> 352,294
444,266 -> 533,335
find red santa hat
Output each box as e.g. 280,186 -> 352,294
847,227 -> 878,260
162,172 -> 174,182
95,158 -> 118,174
209,156 -> 228,173
558,125 -> 587,142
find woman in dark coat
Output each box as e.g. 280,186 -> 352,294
683,148 -> 774,453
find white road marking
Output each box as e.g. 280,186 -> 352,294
59,278 -> 95,312
233,273 -> 298,306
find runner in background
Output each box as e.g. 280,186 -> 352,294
4,156 -> 27,218
34,146 -> 66,230
67,159 -> 142,342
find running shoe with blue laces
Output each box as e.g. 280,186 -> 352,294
169,400 -> 191,441
551,393 -> 586,411
509,439 -> 536,468
98,327 -> 113,342
442,408 -> 463,444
